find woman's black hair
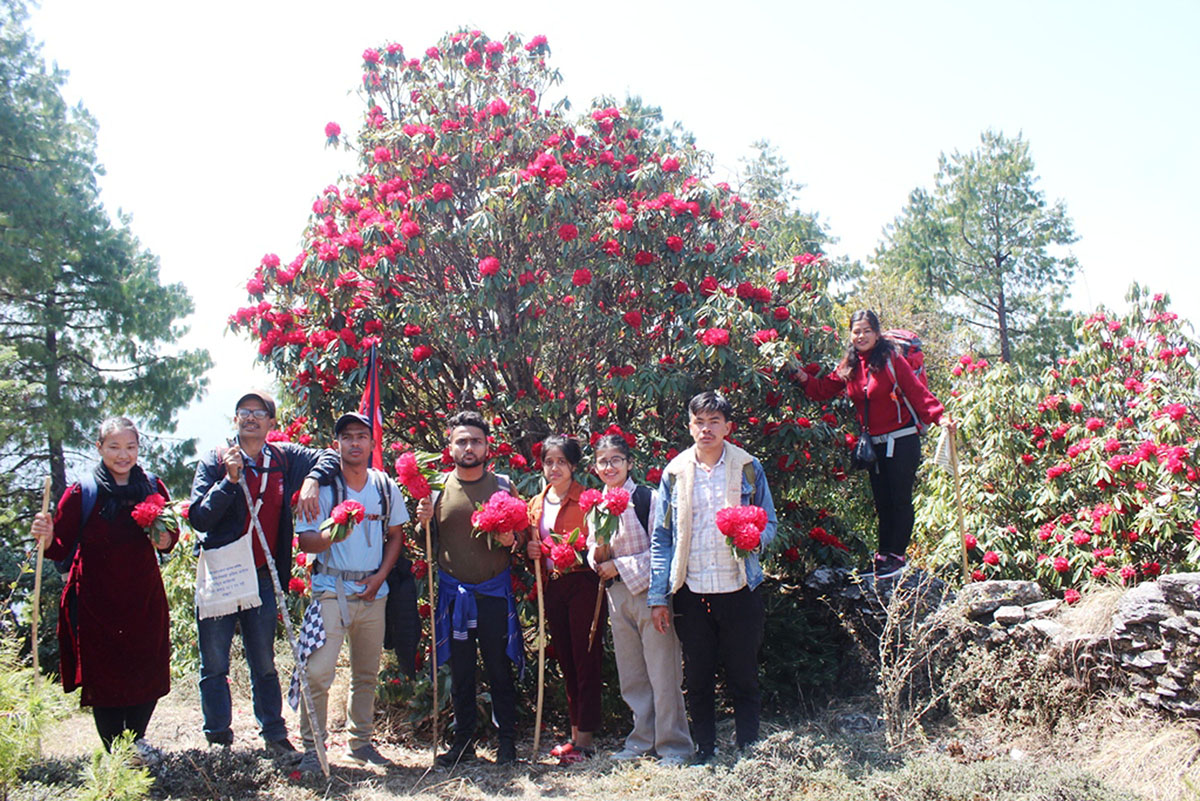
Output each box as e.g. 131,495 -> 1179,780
839,309 -> 896,374
593,434 -> 632,460
541,435 -> 582,467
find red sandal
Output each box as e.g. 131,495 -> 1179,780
557,747 -> 594,766
549,741 -> 575,758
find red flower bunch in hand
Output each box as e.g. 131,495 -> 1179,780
471,490 -> 527,548
715,504 -> 768,558
321,500 -> 366,543
131,493 -> 184,547
394,451 -> 433,500
540,526 -> 586,574
131,493 -> 166,528
584,486 -> 631,545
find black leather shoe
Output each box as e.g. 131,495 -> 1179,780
436,740 -> 476,768
496,738 -> 517,765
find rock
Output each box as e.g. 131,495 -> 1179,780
1157,676 -> 1185,693
1158,573 -> 1200,610
1126,649 -> 1168,672
803,566 -> 849,595
993,605 -> 1026,626
1023,618 -> 1066,640
1115,582 -> 1171,627
1139,692 -> 1162,707
1161,616 -> 1190,634
1023,599 -> 1062,619
959,580 -> 1043,618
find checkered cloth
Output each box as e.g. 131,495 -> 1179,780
288,599 -> 327,710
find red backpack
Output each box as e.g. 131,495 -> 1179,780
883,329 -> 928,388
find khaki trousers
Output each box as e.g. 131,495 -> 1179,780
607,580 -> 692,758
300,593 -> 386,752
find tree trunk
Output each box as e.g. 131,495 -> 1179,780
996,280 -> 1011,363
44,321 -> 67,498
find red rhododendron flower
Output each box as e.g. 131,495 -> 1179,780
411,559 -> 429,579
964,534 -> 977,550
971,569 -> 986,582
1053,556 -> 1070,573
571,268 -> 592,286
752,329 -> 778,346
1084,417 -> 1104,432
773,306 -> 790,321
666,235 -> 683,252
471,491 -> 528,534
715,505 -> 768,557
324,121 -> 341,138
479,256 -> 501,277
602,487 -> 630,515
578,488 -> 604,513
1064,589 -> 1081,604
982,550 -> 1000,566
131,494 -> 166,528
661,157 -> 680,172
550,541 -> 578,571
623,311 -> 643,328
701,328 -> 730,347
645,467 -> 663,484
332,500 -> 366,527
412,345 -> 433,361
431,182 -> 453,201
288,577 -> 307,595
558,224 -> 579,241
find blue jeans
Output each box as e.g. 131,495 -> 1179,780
197,567 -> 287,744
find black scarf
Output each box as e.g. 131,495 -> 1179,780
92,463 -> 156,520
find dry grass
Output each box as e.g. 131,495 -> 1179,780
17,683 -> 1147,801
1059,585 -> 1126,636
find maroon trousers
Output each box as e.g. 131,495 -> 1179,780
544,570 -> 607,732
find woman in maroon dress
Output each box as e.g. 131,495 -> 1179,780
30,416 -> 178,754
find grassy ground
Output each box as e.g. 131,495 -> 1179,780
17,672 -> 1181,801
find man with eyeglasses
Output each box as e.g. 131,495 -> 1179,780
189,389 -> 339,756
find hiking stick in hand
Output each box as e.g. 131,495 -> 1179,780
31,476 -> 51,680
424,519 -> 438,762
533,558 -> 546,759
949,428 -> 970,583
587,582 -> 605,651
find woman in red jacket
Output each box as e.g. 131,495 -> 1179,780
798,310 -> 950,577
29,416 -> 178,760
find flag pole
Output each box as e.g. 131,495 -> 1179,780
425,519 -> 439,763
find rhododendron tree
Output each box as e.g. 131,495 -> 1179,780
230,28 -> 876,576
917,286 -> 1200,598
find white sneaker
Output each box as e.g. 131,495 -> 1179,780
658,752 -> 689,767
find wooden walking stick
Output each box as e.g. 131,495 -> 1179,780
949,428 -> 970,583
31,476 -> 51,680
587,582 -> 605,652
424,518 -> 439,761
532,558 -> 546,759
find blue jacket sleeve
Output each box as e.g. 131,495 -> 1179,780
277,442 -> 340,496
647,473 -> 675,607
188,450 -> 242,542
749,458 -> 778,552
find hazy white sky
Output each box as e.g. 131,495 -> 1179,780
27,0 -> 1200,455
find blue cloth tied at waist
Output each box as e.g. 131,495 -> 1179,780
434,566 -> 525,679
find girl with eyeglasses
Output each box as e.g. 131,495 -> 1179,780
588,435 -> 691,765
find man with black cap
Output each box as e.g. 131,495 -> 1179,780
294,412 -> 408,771
189,389 -> 339,756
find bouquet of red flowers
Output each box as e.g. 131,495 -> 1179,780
130,493 -> 186,547
715,505 -> 768,559
471,490 -> 527,549
580,486 -> 630,546
394,451 -> 438,500
320,500 -> 366,543
540,526 -> 587,574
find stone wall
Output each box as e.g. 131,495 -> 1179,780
804,567 -> 1200,720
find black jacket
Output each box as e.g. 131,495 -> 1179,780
189,441 -> 339,589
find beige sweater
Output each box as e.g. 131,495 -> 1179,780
661,442 -> 755,596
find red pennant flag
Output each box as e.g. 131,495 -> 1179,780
358,344 -> 384,470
